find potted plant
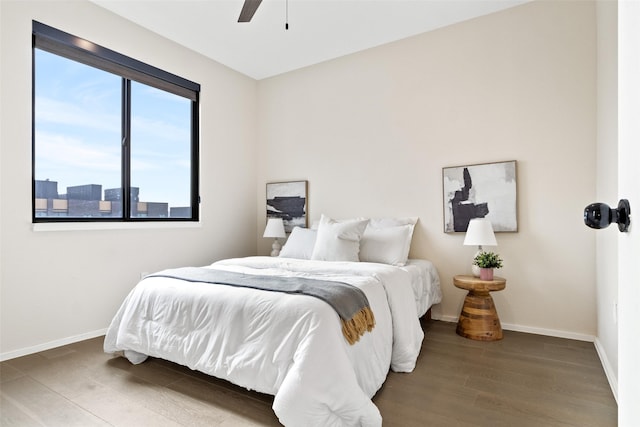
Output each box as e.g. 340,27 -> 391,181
473,251 -> 503,281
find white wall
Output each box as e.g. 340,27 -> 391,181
256,0 -> 598,339
594,0 -> 619,400
0,1 -> 259,359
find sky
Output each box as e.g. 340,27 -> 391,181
34,48 -> 193,209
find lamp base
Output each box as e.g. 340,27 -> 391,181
471,264 -> 481,277
471,248 -> 482,277
270,239 -> 282,257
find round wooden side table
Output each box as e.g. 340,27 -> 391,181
453,274 -> 506,341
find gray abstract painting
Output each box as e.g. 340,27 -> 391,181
443,161 -> 517,232
266,180 -> 308,233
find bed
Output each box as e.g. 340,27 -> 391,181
104,216 -> 442,426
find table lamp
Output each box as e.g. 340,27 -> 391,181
264,218 -> 286,256
463,218 -> 497,277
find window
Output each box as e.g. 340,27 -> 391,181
32,21 -> 200,222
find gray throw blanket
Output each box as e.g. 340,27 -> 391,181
146,267 -> 375,344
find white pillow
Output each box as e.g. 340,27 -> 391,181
368,217 -> 418,228
279,227 -> 317,259
360,217 -> 418,266
360,224 -> 415,266
311,215 -> 369,262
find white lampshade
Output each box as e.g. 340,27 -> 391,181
463,218 -> 497,247
263,218 -> 286,238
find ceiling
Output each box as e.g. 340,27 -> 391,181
91,0 -> 530,80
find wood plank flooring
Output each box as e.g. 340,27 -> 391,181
0,320 -> 616,426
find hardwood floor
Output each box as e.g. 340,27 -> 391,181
0,320 -> 616,426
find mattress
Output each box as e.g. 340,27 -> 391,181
401,259 -> 442,317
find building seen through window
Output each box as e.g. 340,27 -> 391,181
34,179 -> 191,218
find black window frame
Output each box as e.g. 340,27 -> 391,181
32,21 -> 200,223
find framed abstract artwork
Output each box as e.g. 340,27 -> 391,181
442,160 -> 517,233
266,180 -> 308,233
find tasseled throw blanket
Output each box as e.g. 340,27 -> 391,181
146,267 -> 375,345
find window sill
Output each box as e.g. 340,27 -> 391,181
32,221 -> 202,232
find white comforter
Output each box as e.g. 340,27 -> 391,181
104,257 -> 425,426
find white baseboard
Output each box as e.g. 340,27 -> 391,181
0,328 -> 107,362
434,314 -> 459,323
500,322 -> 595,342
594,337 -> 619,403
431,315 -> 596,342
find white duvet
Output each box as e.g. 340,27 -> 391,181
104,256 -> 428,426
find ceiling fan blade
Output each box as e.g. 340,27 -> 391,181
238,0 -> 263,22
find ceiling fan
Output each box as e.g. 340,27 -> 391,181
238,0 -> 263,22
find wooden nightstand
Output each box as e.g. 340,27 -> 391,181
453,274 -> 506,341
